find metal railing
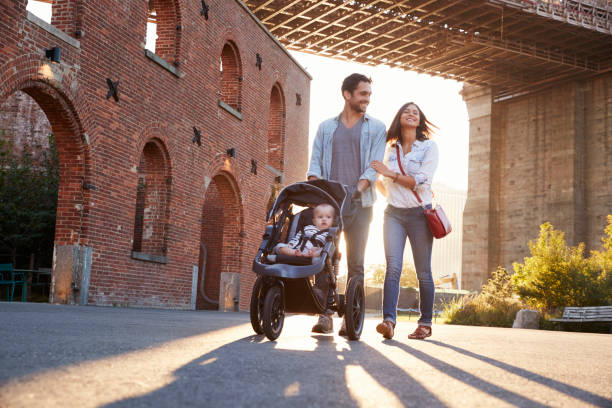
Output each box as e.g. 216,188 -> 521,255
493,0 -> 612,33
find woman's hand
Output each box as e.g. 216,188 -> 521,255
371,160 -> 395,178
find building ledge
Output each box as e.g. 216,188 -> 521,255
218,100 -> 243,120
131,251 -> 168,264
145,50 -> 185,78
26,12 -> 80,49
266,164 -> 283,177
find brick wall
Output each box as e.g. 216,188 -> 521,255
0,0 -> 311,309
0,91 -> 52,158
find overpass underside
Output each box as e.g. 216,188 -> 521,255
245,0 -> 612,290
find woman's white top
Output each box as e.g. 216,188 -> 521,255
381,139 -> 439,208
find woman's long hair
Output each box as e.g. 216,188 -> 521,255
386,102 -> 436,144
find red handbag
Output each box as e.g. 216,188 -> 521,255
395,144 -> 452,239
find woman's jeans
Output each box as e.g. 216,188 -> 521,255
382,205 -> 434,326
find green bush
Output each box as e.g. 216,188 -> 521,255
442,267 -> 524,327
511,220 -> 612,312
366,263 -> 417,288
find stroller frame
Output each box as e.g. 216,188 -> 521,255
250,180 -> 366,341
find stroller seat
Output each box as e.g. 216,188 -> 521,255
266,207 -> 322,265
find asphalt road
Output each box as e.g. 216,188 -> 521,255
0,302 -> 611,407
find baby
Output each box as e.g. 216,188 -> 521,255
275,203 -> 335,258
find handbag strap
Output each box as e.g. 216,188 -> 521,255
395,143 -> 423,205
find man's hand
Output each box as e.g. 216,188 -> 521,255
356,178 -> 370,193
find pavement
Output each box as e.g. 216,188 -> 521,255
0,302 -> 611,408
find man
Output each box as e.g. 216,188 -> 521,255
307,73 -> 386,335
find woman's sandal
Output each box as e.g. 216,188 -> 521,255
376,320 -> 395,339
408,325 -> 432,340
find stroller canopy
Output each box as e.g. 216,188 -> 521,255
267,180 -> 349,228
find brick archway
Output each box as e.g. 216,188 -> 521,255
197,171 -> 244,310
19,81 -> 90,244
0,77 -> 91,303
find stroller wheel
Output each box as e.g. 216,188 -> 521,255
344,277 -> 365,340
249,276 -> 265,334
263,285 -> 284,341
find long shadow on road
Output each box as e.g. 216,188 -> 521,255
426,339 -> 612,408
103,334 -> 446,408
388,340 -> 550,407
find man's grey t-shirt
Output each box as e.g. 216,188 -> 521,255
330,118 -> 363,187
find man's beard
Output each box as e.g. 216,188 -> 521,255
349,100 -> 367,114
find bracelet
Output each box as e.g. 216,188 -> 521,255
392,172 -> 399,183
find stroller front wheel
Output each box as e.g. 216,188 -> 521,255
263,285 -> 284,341
344,277 -> 365,340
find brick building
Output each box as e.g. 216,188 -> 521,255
0,0 -> 311,309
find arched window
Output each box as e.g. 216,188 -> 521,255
219,42 -> 242,112
267,83 -> 285,172
145,0 -> 181,66
132,140 -> 170,258
26,0 -> 52,24
27,0 -> 77,38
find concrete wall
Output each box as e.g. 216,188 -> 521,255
461,74 -> 612,290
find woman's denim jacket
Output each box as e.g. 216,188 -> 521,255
307,113 -> 387,207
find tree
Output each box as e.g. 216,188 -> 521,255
366,263 -> 418,288
511,221 -> 612,311
0,133 -> 59,267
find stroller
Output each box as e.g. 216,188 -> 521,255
250,179 -> 365,341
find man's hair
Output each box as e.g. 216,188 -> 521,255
341,73 -> 371,95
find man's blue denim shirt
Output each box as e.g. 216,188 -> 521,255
307,113 -> 387,207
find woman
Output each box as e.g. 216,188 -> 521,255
370,102 -> 438,340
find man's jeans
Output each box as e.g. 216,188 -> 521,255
382,205 -> 434,326
345,204 -> 373,282
315,203 -> 372,313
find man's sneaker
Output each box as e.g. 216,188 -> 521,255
338,317 -> 347,336
311,314 -> 333,334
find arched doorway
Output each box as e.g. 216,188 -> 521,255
196,172 -> 242,310
0,81 -> 89,303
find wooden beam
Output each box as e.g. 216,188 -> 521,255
294,0 -> 416,49
261,0 -> 304,23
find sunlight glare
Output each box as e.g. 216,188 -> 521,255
345,364 -> 404,407
283,381 -> 300,397
199,357 -> 217,366
273,336 -> 318,352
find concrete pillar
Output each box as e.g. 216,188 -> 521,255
460,84 -> 500,291
461,80 -> 594,292
50,245 -> 92,305
219,272 -> 240,312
